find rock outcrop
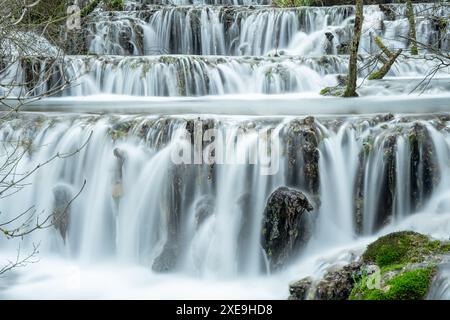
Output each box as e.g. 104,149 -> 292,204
261,187 -> 314,271
52,184 -> 73,241
289,231 -> 450,300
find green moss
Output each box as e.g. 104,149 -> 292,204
265,68 -> 274,80
368,71 -> 382,81
362,231 -> 434,267
80,0 -> 101,18
385,268 -> 435,300
380,263 -> 405,274
349,231 -> 446,300
362,135 -> 374,157
319,86 -> 344,97
104,0 -> 125,11
350,267 -> 435,300
319,87 -> 331,95
272,0 -> 314,7
426,240 -> 441,251
439,242 -> 450,253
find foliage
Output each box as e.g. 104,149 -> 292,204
80,0 -> 102,18
104,0 -> 125,11
348,230 -> 450,300
319,86 -> 344,96
272,0 -> 314,7
22,0 -> 70,25
350,267 -> 435,300
362,231 -> 441,267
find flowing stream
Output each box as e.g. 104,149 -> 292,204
1,1 -> 450,299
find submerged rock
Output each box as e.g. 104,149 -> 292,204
350,231 -> 450,300
52,184 -> 73,241
261,187 -> 314,271
289,277 -> 313,300
152,243 -> 178,272
112,147 -> 126,200
194,195 -> 215,229
285,118 -> 320,195
409,123 -> 440,211
315,262 -> 363,300
323,32 -> 335,54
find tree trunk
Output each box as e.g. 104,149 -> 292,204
406,0 -> 418,55
368,36 -> 403,80
368,50 -> 402,80
343,0 -> 364,97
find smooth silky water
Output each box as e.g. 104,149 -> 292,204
1,104 -> 450,299
1,1 -> 450,299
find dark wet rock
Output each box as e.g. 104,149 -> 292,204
285,119 -> 320,194
194,195 -> 215,228
325,32 -> 334,42
315,262 -> 363,300
152,243 -> 178,272
379,4 -> 396,21
152,167 -> 183,273
52,184 -> 73,240
353,116 -> 442,233
373,134 -> 397,231
109,120 -> 133,141
354,151 -> 365,235
289,277 -> 313,300
185,118 -> 216,146
374,113 -> 395,123
288,231 -> 450,300
302,129 -> 320,195
409,123 -> 440,211
261,187 -> 314,271
336,43 -> 349,55
112,147 -> 126,199
324,32 -> 335,54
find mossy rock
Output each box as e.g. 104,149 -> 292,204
362,231 -> 443,267
104,0 -> 125,11
272,0 -> 315,7
350,267 -> 436,300
320,86 -> 345,97
348,231 -> 449,300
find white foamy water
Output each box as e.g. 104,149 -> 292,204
0,112 -> 450,299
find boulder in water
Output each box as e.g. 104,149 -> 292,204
315,262 -> 363,300
289,231 -> 450,300
261,187 -> 314,271
52,184 -> 73,241
336,43 -> 349,55
152,243 -> 178,273
323,32 -> 334,54
194,195 -> 215,229
289,277 -> 313,300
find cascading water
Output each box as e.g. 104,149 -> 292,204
80,4 -> 449,56
1,1 -> 450,300
7,54 -> 450,97
1,112 -> 450,298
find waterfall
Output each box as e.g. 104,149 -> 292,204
428,262 -> 450,299
8,54 -> 450,97
0,113 -> 449,281
79,4 -> 449,56
1,1 -> 450,299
